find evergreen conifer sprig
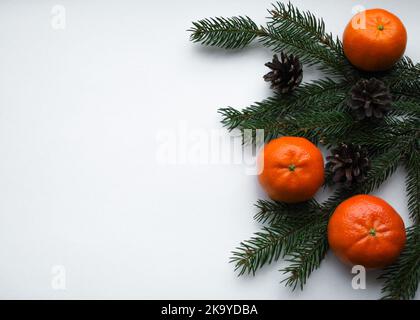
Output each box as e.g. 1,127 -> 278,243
231,198 -> 324,276
190,1 -> 420,300
189,16 -> 261,49
405,150 -> 420,224
264,2 -> 352,77
379,225 -> 420,300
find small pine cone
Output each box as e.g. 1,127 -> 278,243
264,52 -> 303,94
348,78 -> 392,120
326,143 -> 370,186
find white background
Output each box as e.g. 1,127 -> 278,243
0,0 -> 418,299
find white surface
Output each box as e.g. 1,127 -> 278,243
0,0 -> 418,300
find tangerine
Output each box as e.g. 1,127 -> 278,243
258,137 -> 324,203
328,194 -> 406,269
343,9 -> 407,71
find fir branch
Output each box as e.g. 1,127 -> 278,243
344,127 -> 397,153
344,115 -> 419,153
405,149 -> 420,223
218,95 -> 287,132
189,2 -> 350,77
231,189 -> 351,284
358,148 -> 402,194
254,199 -> 319,225
218,108 -> 289,143
392,82 -> 420,100
230,202 -> 322,276
389,100 -> 420,118
379,225 -> 420,300
387,57 -> 420,99
267,1 -> 350,75
295,79 -> 349,105
218,79 -> 348,139
224,108 -> 354,145
279,189 -> 353,290
289,79 -> 350,114
188,16 -> 261,49
230,225 -> 287,276
384,56 -> 420,82
395,56 -> 420,72
258,24 -> 346,77
289,110 -> 354,144
281,226 -> 329,290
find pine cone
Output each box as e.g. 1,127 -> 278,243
326,143 -> 370,186
264,52 -> 303,94
348,78 -> 392,119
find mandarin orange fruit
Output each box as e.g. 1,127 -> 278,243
258,137 -> 324,203
328,194 -> 406,269
343,9 -> 407,71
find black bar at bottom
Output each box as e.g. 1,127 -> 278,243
0,299 -> 417,318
